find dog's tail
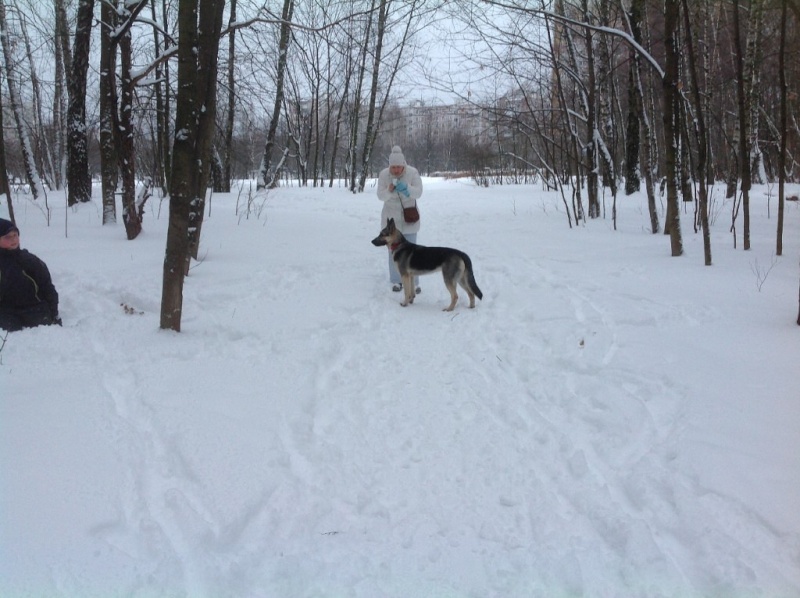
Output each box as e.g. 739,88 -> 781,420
464,256 -> 483,300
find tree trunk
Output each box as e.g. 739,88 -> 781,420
681,0 -> 712,265
152,0 -> 172,195
777,0 -> 787,257
357,0 -> 417,193
347,0 -> 375,191
663,0 -> 683,256
328,42 -> 352,187
18,12 -> 56,190
257,0 -> 294,190
54,0 -> 71,190
550,2 -> 585,224
220,0 -> 237,193
356,0 -> 388,193
99,0 -> 119,225
0,0 -> 43,199
119,27 -> 141,240
161,0 -> 225,331
0,77 -> 14,222
66,0 -> 94,206
583,0 -> 599,219
624,0 -> 642,195
732,0 -> 751,250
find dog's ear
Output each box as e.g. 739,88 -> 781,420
387,218 -> 395,230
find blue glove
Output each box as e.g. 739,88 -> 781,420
394,180 -> 409,197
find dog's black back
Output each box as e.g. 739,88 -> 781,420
372,218 -> 483,310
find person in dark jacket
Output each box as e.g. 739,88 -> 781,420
0,218 -> 60,332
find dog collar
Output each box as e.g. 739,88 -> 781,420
390,241 -> 404,251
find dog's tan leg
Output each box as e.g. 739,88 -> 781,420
401,274 -> 415,306
467,290 -> 476,308
443,279 -> 458,311
460,274 -> 476,308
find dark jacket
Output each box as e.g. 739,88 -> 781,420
0,247 -> 59,317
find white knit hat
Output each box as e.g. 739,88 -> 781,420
388,145 -> 407,167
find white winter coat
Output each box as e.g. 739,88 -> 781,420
376,165 -> 423,234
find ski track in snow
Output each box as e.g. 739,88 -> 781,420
2,182 -> 799,597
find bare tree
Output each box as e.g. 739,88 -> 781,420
663,0 -> 683,256
731,0 -> 765,250
256,0 -> 295,190
161,0 -> 225,332
0,76 -> 14,222
99,0 -> 118,225
356,0 -> 420,192
151,0 -> 173,196
15,7 -> 58,189
681,0 -> 712,265
776,0 -> 788,257
66,0 -> 94,206
0,0 -> 44,199
624,0 -> 658,233
53,0 -> 70,190
623,0 -> 641,196
219,0 -> 238,193
98,0 -> 149,238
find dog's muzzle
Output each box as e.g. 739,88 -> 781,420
371,237 -> 386,246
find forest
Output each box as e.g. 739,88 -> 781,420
0,0 -> 798,328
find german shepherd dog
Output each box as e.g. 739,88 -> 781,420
371,218 -> 483,311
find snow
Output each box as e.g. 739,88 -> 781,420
1,178 -> 799,597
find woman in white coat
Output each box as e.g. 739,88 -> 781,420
376,146 -> 424,292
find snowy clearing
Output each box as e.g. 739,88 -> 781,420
1,179 -> 799,597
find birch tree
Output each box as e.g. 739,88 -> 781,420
15,7 -> 58,190
99,0 -> 118,225
151,0 -> 173,196
356,0 -> 420,192
220,0 -> 237,193
731,0 -> 764,250
0,78 -> 14,222
776,0 -> 788,257
256,0 -> 294,190
662,0 -> 683,256
54,0 -> 70,190
681,0 -> 712,265
0,0 -> 44,199
624,0 -> 658,233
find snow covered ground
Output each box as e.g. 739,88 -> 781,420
1,178 -> 799,597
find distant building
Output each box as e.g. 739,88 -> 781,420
399,100 -> 492,146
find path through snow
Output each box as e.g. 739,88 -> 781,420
1,180 -> 798,597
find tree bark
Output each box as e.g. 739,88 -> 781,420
777,0 -> 787,257
99,0 -> 119,225
347,0 -> 375,191
663,0 -> 683,256
119,25 -> 141,240
152,0 -> 172,196
356,0 -> 388,192
54,0 -> 71,190
582,0 -> 599,218
624,0 -> 642,196
66,0 -> 94,206
161,0 -> 225,331
0,77 -> 14,222
257,0 -> 294,190
732,0 -> 752,250
0,0 -> 43,199
220,0 -> 237,193
681,0 -> 712,265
